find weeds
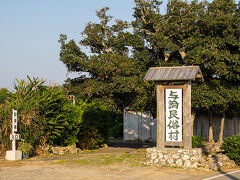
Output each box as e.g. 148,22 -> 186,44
55,149 -> 146,167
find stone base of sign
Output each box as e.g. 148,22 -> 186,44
5,150 -> 22,161
146,147 -> 202,168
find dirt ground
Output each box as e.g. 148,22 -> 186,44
0,147 -> 239,180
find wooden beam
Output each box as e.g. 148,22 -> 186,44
164,142 -> 183,147
157,83 -> 165,148
183,81 -> 192,149
161,85 -> 185,89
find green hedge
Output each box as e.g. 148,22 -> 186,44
221,135 -> 240,165
192,135 -> 205,148
77,126 -> 104,150
0,77 -> 123,155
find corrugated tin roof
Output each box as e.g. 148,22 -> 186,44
144,66 -> 203,81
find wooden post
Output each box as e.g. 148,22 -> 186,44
218,113 -> 225,144
191,112 -> 196,136
157,83 -> 165,148
208,110 -> 214,142
183,81 -> 192,149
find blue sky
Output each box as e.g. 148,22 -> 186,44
0,0 -> 167,90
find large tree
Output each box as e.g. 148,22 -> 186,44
133,0 -> 240,141
59,7 -> 155,113
59,0 -> 240,141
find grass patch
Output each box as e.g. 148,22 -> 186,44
56,160 -> 65,164
120,153 -> 132,158
56,159 -> 90,164
81,149 -> 100,154
73,159 -> 90,164
54,149 -> 147,167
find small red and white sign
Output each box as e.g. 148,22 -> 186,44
10,134 -> 21,140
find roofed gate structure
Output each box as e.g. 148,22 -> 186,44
144,66 -> 203,82
144,66 -> 204,168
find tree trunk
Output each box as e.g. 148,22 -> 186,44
191,112 -> 196,136
218,113 -> 225,144
208,111 -> 214,142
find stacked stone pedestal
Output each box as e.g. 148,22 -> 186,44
146,148 -> 202,168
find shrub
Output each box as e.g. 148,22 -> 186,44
18,140 -> 34,157
80,101 -> 122,139
192,135 -> 205,148
77,126 -> 104,150
1,76 -> 122,154
221,135 -> 240,165
108,121 -> 123,138
0,103 -> 11,155
0,88 -> 9,104
39,87 -> 80,146
8,77 -> 45,148
5,76 -> 81,151
75,100 -> 122,150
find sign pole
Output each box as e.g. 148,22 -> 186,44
6,109 -> 22,160
12,138 -> 16,151
12,109 -> 17,160
12,109 -> 17,151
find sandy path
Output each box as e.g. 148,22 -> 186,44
0,147 -> 225,180
0,163 -> 201,180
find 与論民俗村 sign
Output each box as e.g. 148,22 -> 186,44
165,89 -> 182,142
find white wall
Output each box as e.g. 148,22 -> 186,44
123,110 -> 156,142
123,110 -> 240,142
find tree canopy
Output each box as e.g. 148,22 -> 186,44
59,7 -> 155,112
59,0 -> 240,117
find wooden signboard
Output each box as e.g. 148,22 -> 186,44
144,66 -> 203,149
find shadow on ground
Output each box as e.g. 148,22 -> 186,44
107,138 -> 155,149
213,155 -> 240,180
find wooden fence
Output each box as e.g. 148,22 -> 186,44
194,115 -> 240,141
123,110 -> 240,142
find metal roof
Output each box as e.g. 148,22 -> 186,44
144,66 -> 203,81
